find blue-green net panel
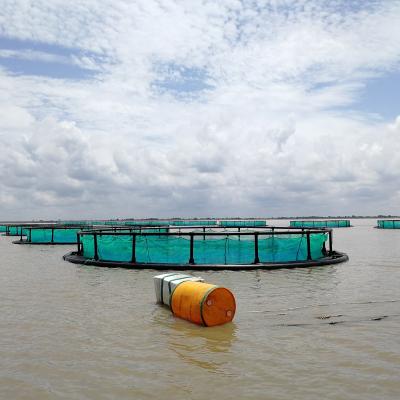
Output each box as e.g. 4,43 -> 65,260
80,232 -> 327,264
136,236 -> 190,263
377,220 -> 400,229
168,220 -> 217,226
0,225 -> 7,232
97,235 -> 133,262
219,220 -> 267,227
28,228 -> 82,243
194,237 -> 255,264
260,234 -> 326,262
7,226 -> 29,235
290,220 -> 350,228
81,235 -> 95,258
124,221 -> 171,226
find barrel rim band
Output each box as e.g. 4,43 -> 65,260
199,286 -> 219,326
168,275 -> 192,295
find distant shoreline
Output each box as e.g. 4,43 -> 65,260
1,216 -> 399,223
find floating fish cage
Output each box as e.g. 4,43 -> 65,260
13,224 -> 169,245
376,219 -> 400,229
124,220 -> 218,227
290,220 -> 351,228
2,224 -> 36,236
219,220 -> 266,227
63,226 -> 348,270
12,225 -> 92,244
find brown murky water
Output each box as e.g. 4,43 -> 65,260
1,219 -> 400,399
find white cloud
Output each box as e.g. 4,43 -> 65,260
0,1 -> 400,219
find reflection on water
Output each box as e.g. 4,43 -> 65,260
151,304 -> 237,372
1,220 -> 400,399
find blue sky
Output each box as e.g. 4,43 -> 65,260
0,0 -> 399,219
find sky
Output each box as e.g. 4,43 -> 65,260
0,0 -> 399,220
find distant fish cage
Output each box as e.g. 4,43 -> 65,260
63,225 -> 348,270
13,225 -> 169,245
376,220 -> 400,229
2,224 -> 34,236
290,220 -> 351,228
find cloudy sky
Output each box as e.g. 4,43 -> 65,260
0,0 -> 399,220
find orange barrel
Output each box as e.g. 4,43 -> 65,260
170,281 -> 236,327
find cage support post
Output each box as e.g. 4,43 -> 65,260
254,233 -> 260,264
94,233 -> 99,260
189,234 -> 195,264
131,234 -> 136,263
306,231 -> 312,260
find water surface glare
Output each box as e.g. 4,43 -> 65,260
1,219 -> 400,399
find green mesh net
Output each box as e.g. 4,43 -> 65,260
81,232 -> 327,264
7,226 -> 29,235
219,220 -> 267,227
290,220 -> 350,228
377,220 -> 400,229
27,228 -> 83,243
0,225 -> 7,233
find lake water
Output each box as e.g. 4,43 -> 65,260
1,219 -> 399,399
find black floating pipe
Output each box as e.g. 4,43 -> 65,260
131,234 -> 136,263
189,234 -> 195,264
93,233 -> 99,261
306,231 -> 312,260
254,233 -> 260,264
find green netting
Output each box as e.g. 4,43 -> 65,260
98,235 -> 133,262
80,232 -> 327,264
219,220 -> 267,227
81,235 -> 95,258
0,225 -> 7,232
193,237 -> 255,264
168,220 -> 217,226
123,221 -> 171,226
7,226 -> 29,235
60,220 -> 90,225
136,236 -> 190,263
260,234 -> 326,262
28,228 -> 82,243
377,220 -> 400,229
290,220 -> 350,228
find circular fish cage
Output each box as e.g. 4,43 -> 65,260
376,219 -> 400,229
12,224 -> 93,245
12,225 -> 169,245
63,226 -> 348,270
2,223 -> 37,237
290,220 -> 351,228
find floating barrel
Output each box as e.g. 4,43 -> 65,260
170,281 -> 236,327
154,273 -> 204,306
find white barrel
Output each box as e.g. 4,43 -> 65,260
153,273 -> 203,307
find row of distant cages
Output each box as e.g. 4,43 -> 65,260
2,218 -> 399,242
4,221 -> 335,245
1,220 -> 269,244
60,219 -> 268,227
290,219 -> 400,228
1,219 -> 268,231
